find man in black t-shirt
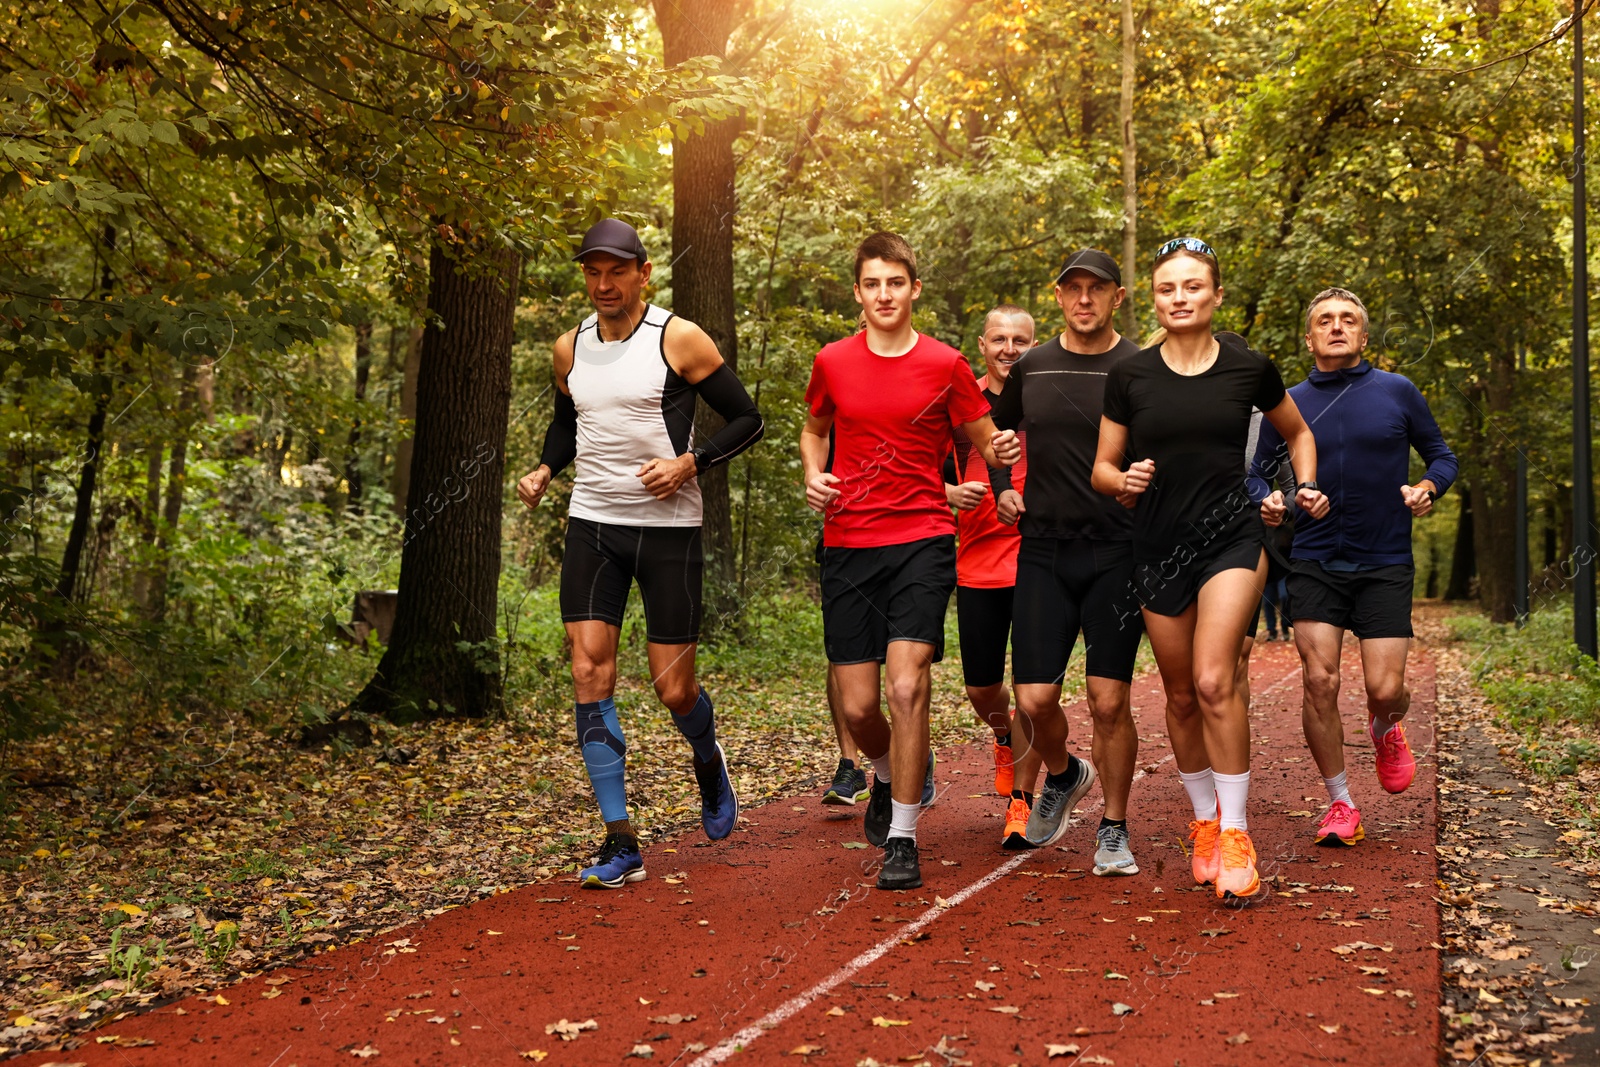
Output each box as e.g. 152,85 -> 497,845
989,249 -> 1145,876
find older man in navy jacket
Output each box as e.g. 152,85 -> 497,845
1249,287 -> 1457,849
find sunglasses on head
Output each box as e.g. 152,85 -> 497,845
1154,237 -> 1217,262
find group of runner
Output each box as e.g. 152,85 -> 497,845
518,219 -> 1457,902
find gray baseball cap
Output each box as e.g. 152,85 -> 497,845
574,219 -> 648,263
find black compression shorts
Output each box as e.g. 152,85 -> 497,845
820,535 -> 956,665
560,517 -> 703,644
1011,538 -> 1143,685
956,585 -> 1014,688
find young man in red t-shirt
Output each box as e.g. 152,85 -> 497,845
945,305 -> 1043,848
801,232 -> 1020,890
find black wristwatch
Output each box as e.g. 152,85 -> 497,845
1425,487 -> 1438,502
1296,480 -> 1320,493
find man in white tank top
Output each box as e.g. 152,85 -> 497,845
517,219 -> 764,889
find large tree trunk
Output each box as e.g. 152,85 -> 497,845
1445,483 -> 1476,600
1118,0 -> 1138,338
346,242 -> 519,729
346,320 -> 373,515
654,0 -> 742,635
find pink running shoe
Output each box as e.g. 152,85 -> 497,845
1371,719 -> 1417,793
1314,800 -> 1364,846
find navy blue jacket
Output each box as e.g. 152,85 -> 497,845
1247,359 -> 1457,566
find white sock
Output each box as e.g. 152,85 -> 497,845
870,754 -> 892,782
1370,717 -> 1396,741
888,800 -> 920,843
1324,769 -> 1352,807
1178,767 -> 1218,821
1214,770 -> 1250,832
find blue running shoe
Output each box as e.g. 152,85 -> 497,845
580,833 -> 645,889
920,750 -> 937,808
693,741 -> 739,840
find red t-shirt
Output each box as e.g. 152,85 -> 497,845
807,332 -> 992,548
953,375 -> 1028,588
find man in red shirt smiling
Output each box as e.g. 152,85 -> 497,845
800,232 -> 1020,890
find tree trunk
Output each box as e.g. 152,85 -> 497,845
39,224 -> 115,675
1118,0 -> 1138,338
391,324 -> 424,516
132,444 -> 162,612
346,242 -> 519,729
1445,483 -> 1476,600
654,0 -> 742,636
1473,345 -> 1518,622
347,320 -> 373,515
148,362 -> 198,622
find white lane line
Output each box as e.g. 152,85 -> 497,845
689,751 -> 1180,1067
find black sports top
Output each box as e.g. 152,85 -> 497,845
1101,334 -> 1287,557
989,335 -> 1139,541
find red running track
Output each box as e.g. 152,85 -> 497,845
15,639 -> 1438,1066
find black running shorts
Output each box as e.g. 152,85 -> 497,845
1011,538 -> 1143,685
956,585 -> 1014,688
1287,559 -> 1415,639
560,517 -> 703,644
1133,528 -> 1265,618
820,535 -> 956,665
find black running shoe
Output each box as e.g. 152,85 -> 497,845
822,758 -> 869,806
877,836 -> 922,890
863,777 -> 892,847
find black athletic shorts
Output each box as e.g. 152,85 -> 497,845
956,585 -> 1013,688
1134,528 -> 1265,618
1288,559 -> 1415,639
560,517 -> 703,644
820,535 -> 956,665
1012,538 -> 1144,685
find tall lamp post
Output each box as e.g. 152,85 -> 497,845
1576,2 -> 1597,657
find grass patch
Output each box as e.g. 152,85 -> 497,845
1448,603 -> 1600,778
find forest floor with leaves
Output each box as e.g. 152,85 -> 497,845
0,614 -> 1106,1057
2,604 -> 1597,1061
1421,605 -> 1600,1065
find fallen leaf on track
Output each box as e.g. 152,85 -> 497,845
519,1053 -> 547,1062
350,1047 -> 380,1059
871,1016 -> 909,1027
1227,1033 -> 1250,1045
545,1018 -> 599,1040
1111,1002 -> 1134,1016
1046,1043 -> 1080,1057
990,1005 -> 1020,1014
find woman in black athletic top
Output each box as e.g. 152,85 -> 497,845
1092,238 -> 1329,903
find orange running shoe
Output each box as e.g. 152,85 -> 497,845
1001,797 -> 1034,851
1214,828 -> 1261,901
1188,817 -> 1221,885
992,735 -> 1015,798
1371,719 -> 1417,794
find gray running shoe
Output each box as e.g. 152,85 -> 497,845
1092,823 -> 1139,876
822,758 -> 869,805
1025,755 -> 1099,847
877,836 -> 922,890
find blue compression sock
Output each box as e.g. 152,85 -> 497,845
672,687 -> 720,763
576,698 -> 628,823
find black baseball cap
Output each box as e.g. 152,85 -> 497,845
1054,249 -> 1121,286
574,218 -> 648,263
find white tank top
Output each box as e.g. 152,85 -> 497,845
567,304 -> 703,527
